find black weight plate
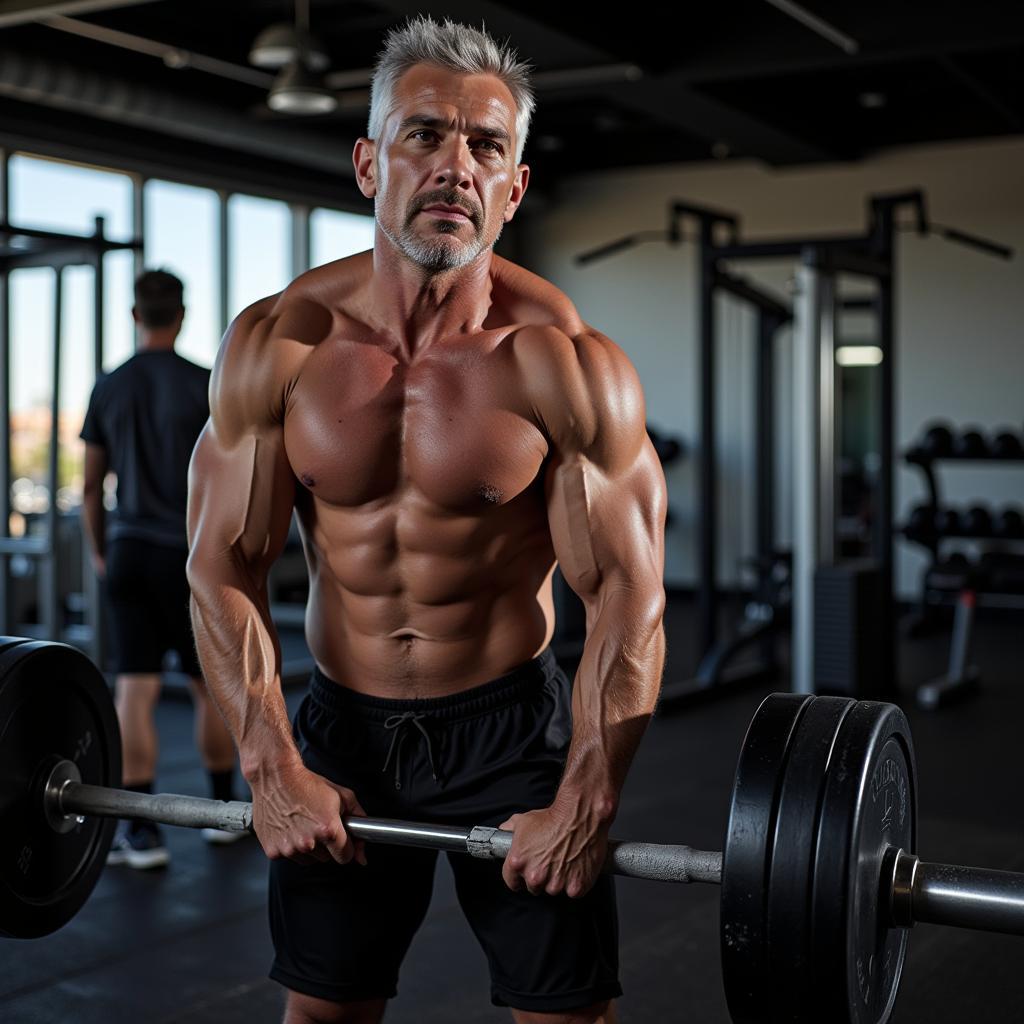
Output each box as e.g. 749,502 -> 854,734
721,692 -> 812,1024
0,636 -> 30,660
811,700 -> 916,1024
0,640 -> 121,938
766,695 -> 857,1019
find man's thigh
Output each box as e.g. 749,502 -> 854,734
269,843 -> 439,1004
449,854 -> 622,1014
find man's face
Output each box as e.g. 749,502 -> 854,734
357,64 -> 529,273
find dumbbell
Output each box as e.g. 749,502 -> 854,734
647,427 -> 684,466
991,431 -> 1024,459
934,506 -> 962,536
919,422 -> 954,459
995,507 -> 1024,539
963,504 -> 993,537
905,504 -> 934,539
953,428 -> 989,459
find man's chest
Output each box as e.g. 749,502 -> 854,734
282,335 -> 550,511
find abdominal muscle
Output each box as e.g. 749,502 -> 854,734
297,489 -> 559,698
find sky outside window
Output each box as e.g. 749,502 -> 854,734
228,193 -> 290,318
144,180 -> 221,368
311,207 -> 375,268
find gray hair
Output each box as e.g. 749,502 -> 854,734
367,15 -> 535,164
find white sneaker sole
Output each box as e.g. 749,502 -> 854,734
107,846 -> 170,869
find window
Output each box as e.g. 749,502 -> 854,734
6,155 -> 137,528
9,268 -> 56,520
228,194 -> 290,318
102,250 -> 136,372
9,153 -> 132,238
144,180 -> 221,367
311,207 -> 374,268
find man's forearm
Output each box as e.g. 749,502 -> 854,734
80,490 -> 105,559
188,551 -> 301,782
556,589 -> 665,821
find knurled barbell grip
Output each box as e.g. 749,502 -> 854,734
52,767 -> 723,884
468,827 -> 723,883
58,780 -> 254,833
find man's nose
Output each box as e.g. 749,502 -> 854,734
433,136 -> 473,189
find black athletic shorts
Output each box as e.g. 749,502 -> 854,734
103,536 -> 202,677
268,648 -> 622,1012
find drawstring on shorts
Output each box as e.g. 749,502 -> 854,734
381,712 -> 440,790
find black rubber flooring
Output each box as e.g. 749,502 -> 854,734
3,601 -> 1023,1023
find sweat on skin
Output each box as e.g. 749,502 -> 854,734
185,63 -> 666,908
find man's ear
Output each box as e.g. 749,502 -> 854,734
353,138 -> 378,198
503,164 -> 531,223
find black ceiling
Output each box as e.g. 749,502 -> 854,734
1,0 -> 1023,205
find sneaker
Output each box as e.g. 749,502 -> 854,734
200,827 -> 249,846
106,823 -> 170,870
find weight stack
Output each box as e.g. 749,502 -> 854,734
814,561 -> 886,698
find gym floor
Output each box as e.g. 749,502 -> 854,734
3,599 -> 1023,1023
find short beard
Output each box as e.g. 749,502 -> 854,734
377,196 -> 502,275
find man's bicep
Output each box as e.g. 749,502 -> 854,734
187,296 -> 298,572
540,326 -> 666,603
187,420 -> 296,580
546,439 -> 666,607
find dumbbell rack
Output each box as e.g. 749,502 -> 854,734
901,434 -> 1024,708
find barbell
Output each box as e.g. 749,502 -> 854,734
1,637 -> 1023,1024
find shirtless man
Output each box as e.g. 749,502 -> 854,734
186,15 -> 665,1024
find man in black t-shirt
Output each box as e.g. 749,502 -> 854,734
80,269 -> 241,868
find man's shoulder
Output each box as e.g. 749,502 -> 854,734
172,351 -> 212,373
490,258 -> 634,372
503,310 -> 642,456
87,358 -> 134,398
222,251 -> 369,357
512,319 -> 636,398
491,255 -> 585,335
212,264 -> 360,432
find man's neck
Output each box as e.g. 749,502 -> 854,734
366,239 -> 497,357
137,331 -> 176,353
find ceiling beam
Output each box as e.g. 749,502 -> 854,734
0,0 -> 160,29
0,47 -> 357,176
934,54 -> 1023,133
375,0 -> 831,164
675,21 -> 1024,85
375,0 -> 609,68
761,0 -> 860,55
43,15 -> 275,88
608,70 -> 835,164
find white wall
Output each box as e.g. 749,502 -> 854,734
523,135 -> 1024,595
